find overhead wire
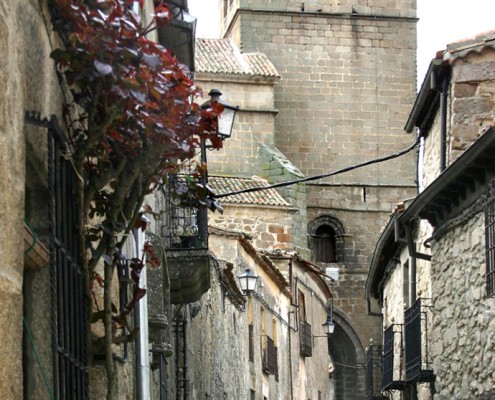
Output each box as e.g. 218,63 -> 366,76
213,135 -> 420,199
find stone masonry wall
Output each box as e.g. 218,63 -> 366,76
429,212 -> 495,400
449,50 -> 495,163
195,77 -> 278,178
236,0 -> 416,18
229,9 -> 417,186
209,205 -> 295,251
308,184 -> 417,347
193,234 -> 332,399
0,1 -> 66,398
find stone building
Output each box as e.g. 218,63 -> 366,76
366,32 -> 495,399
0,1 -> 204,399
185,227 -> 333,399
197,0 -> 419,397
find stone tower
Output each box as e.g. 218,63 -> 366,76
213,0 -> 418,398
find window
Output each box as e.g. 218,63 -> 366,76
48,121 -> 89,399
485,181 -> 495,296
298,290 -> 312,357
309,216 -> 345,263
248,324 -> 254,362
314,225 -> 337,262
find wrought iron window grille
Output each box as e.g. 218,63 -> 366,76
404,298 -> 435,383
27,112 -> 90,400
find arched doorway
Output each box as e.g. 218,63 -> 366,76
328,309 -> 366,400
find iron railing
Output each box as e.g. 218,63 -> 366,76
46,115 -> 89,399
485,180 -> 495,297
299,321 -> 313,358
366,345 -> 387,400
382,324 -> 404,390
163,174 -> 208,251
404,299 -> 435,383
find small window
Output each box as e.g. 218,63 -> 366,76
309,216 -> 345,263
314,224 -> 336,262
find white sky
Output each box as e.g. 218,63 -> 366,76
189,0 -> 495,88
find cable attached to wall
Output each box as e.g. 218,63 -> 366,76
214,135 -> 420,199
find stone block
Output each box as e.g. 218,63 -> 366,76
0,277 -> 23,400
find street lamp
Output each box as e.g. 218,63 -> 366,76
237,268 -> 259,296
322,297 -> 335,334
322,315 -> 335,335
201,89 -> 240,140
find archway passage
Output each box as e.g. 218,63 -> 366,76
328,312 -> 366,400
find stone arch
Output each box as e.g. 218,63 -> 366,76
308,215 -> 346,263
328,307 -> 366,400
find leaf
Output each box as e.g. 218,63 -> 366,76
132,287 -> 146,303
94,59 -> 113,76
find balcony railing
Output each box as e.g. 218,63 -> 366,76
300,321 -> 313,358
163,174 -> 208,252
366,345 -> 387,400
404,299 -> 435,383
382,324 -> 404,390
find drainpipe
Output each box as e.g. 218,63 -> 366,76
440,70 -> 450,172
288,310 -> 294,400
402,222 -> 431,305
134,228 -> 151,400
409,249 -> 417,306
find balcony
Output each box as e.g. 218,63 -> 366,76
163,175 -> 210,304
404,299 -> 435,383
366,345 -> 387,400
158,1 -> 196,73
382,324 -> 405,391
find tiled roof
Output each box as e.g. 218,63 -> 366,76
195,38 -> 280,77
442,30 -> 495,62
209,176 -> 291,207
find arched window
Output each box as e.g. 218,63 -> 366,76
314,224 -> 337,262
309,216 -> 345,263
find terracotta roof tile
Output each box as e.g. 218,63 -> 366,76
443,30 -> 495,62
195,38 -> 280,77
209,176 -> 291,207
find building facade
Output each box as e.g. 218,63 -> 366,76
366,32 -> 495,400
200,1 -> 419,397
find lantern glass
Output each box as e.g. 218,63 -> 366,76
218,106 -> 237,139
323,316 -> 335,335
238,268 -> 258,295
200,89 -> 239,140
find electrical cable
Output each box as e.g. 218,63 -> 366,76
214,135 -> 420,199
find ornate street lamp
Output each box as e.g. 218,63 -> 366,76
201,89 -> 240,140
237,268 -> 259,296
